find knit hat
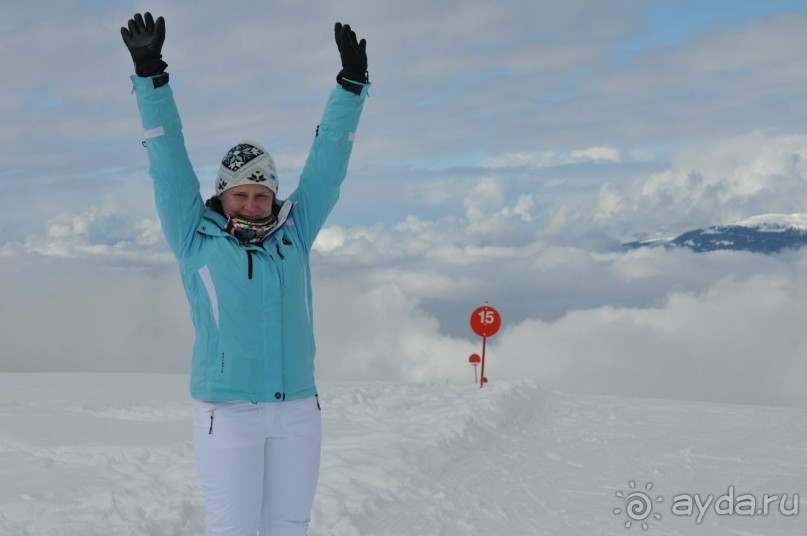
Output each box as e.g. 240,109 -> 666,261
215,141 -> 279,197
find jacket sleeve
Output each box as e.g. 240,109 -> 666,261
290,83 -> 369,250
131,75 -> 205,260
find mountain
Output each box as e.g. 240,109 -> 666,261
624,213 -> 807,253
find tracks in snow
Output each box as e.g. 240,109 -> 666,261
312,380 -> 547,536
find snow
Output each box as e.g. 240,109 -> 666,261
1,373 -> 806,535
732,213 -> 807,231
632,236 -> 676,246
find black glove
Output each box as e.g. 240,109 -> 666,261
334,22 -> 368,95
121,12 -> 167,78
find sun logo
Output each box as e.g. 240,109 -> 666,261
614,480 -> 664,530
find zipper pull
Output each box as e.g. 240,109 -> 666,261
208,409 -> 215,435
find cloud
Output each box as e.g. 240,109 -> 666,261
5,1 -> 807,243
4,1 -> 807,409
4,200 -> 173,266
314,280 -> 477,383
312,243 -> 807,407
3,191 -> 807,408
492,269 -> 807,407
0,254 -> 192,374
596,132 -> 807,237
569,146 -> 621,162
479,146 -> 629,170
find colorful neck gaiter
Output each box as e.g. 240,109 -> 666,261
225,214 -> 278,244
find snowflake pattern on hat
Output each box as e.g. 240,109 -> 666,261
222,143 -> 264,171
247,171 -> 267,183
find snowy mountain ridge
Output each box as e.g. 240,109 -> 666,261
732,212 -> 807,230
624,212 -> 807,253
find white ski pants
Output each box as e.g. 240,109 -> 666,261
192,396 -> 322,536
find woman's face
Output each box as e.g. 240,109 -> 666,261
220,184 -> 275,220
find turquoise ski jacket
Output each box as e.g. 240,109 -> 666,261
131,74 -> 368,402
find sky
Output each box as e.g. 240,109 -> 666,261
3,0 -> 807,407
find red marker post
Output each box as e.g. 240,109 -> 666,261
468,353 -> 481,384
470,303 -> 501,389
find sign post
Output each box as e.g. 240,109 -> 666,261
469,302 -> 501,389
468,353 -> 481,384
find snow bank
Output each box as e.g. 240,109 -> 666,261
1,373 -> 805,535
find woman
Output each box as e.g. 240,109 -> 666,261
120,12 -> 369,535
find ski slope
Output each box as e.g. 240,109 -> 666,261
0,373 -> 805,535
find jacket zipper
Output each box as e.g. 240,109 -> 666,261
208,409 -> 215,435
247,251 -> 253,279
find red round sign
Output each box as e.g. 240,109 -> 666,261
469,353 -> 481,364
470,305 -> 501,337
